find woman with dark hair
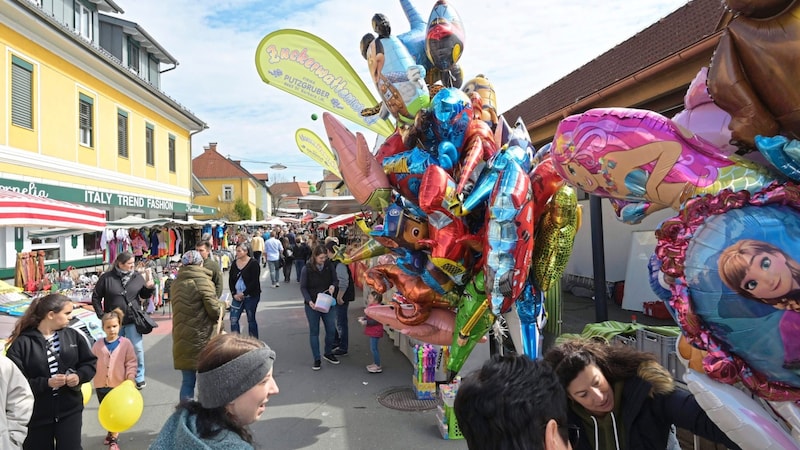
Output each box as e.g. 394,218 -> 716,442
293,237 -> 311,283
281,237 -> 295,283
543,339 -> 740,450
91,251 -> 154,389
6,294 -> 97,450
228,243 -> 261,338
150,334 -> 279,449
299,244 -> 339,370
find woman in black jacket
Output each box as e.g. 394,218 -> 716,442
299,245 -> 338,371
228,243 -> 261,338
6,294 -> 97,450
543,338 -> 741,450
91,251 -> 155,389
293,237 -> 311,283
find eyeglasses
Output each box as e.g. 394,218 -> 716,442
558,424 -> 580,448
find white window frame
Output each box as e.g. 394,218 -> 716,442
75,2 -> 93,42
222,185 -> 233,202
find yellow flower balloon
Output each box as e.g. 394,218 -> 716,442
98,380 -> 143,432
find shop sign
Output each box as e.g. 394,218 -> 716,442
0,179 -> 216,214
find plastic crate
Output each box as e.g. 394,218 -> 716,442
612,334 -> 636,347
667,352 -> 687,386
636,329 -> 678,369
436,404 -> 463,439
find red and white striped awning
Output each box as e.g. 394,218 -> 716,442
0,190 -> 106,231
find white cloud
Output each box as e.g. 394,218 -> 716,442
118,0 -> 688,184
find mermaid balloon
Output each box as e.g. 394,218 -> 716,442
551,107 -> 778,223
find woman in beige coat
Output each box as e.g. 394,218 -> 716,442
170,250 -> 223,403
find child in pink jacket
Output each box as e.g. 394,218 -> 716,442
91,308 -> 137,448
360,291 -> 385,373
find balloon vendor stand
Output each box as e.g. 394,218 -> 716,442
437,381 -> 463,440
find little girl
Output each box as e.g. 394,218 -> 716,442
360,291 -> 385,373
91,308 -> 137,449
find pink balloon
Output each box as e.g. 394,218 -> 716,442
672,67 -> 737,155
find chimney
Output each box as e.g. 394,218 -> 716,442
293,176 -> 296,182
209,142 -> 218,152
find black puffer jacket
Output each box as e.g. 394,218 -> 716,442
91,269 -> 155,325
6,327 -> 97,427
170,265 -> 222,371
569,361 -> 740,450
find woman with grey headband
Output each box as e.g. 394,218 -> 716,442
149,334 -> 279,449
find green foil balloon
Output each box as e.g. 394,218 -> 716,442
448,271 -> 495,376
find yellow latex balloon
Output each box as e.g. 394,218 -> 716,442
80,382 -> 92,406
98,380 -> 143,432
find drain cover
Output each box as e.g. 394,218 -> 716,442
377,386 -> 439,411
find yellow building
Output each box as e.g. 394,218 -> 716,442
0,0 -> 210,275
192,143 -> 261,221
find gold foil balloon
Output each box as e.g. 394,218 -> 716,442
532,185 -> 581,292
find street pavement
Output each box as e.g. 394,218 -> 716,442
80,268 -> 470,450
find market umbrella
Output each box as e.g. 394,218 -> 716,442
0,190 -> 106,230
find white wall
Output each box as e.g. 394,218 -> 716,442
564,199 -> 675,282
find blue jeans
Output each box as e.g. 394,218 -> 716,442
267,260 -> 281,284
294,260 -> 306,282
120,323 -> 145,382
230,295 -> 259,338
304,302 -> 336,361
180,370 -> 196,402
370,336 -> 381,366
334,301 -> 349,352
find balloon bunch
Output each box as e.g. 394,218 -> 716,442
326,0 -> 579,377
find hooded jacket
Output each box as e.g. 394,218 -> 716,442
170,265 -> 222,371
569,361 -> 740,450
6,327 -> 97,428
92,269 -> 155,325
0,356 -> 33,449
149,408 -> 253,450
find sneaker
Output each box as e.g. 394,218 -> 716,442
108,436 -> 119,449
274,283 -> 279,288
312,360 -> 321,370
136,380 -> 146,390
322,354 -> 340,365
366,364 -> 382,373
333,348 -> 348,356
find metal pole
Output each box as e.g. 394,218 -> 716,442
590,196 -> 608,322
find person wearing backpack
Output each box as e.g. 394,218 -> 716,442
326,241 -> 355,356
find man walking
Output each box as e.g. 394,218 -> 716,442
250,230 -> 265,267
196,240 -> 223,298
327,241 -> 354,356
264,233 -> 284,288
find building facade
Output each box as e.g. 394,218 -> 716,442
1,0 -> 210,275
192,143 -> 261,221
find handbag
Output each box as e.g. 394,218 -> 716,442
127,297 -> 158,334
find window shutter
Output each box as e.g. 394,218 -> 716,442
117,112 -> 128,157
11,58 -> 33,128
79,100 -> 91,128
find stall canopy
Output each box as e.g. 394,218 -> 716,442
319,212 -> 363,229
297,195 -> 365,215
0,190 -> 105,231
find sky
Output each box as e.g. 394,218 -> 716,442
118,0 -> 690,185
